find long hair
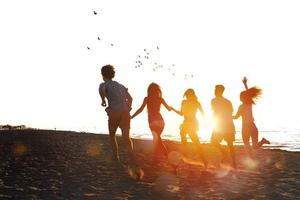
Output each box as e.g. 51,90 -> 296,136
147,83 -> 162,113
240,87 -> 262,105
183,89 -> 198,103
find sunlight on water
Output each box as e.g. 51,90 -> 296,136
50,126 -> 300,152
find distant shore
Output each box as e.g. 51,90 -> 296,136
0,129 -> 299,199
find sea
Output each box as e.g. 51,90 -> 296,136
62,126 -> 300,152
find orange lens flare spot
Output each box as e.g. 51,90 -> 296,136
85,142 -> 102,157
13,142 -> 28,156
128,165 -> 144,181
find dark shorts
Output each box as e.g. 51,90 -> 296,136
211,131 -> 235,144
108,111 -> 130,133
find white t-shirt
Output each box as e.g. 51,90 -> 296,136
99,80 -> 131,112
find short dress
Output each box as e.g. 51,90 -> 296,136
180,118 -> 199,133
179,100 -> 200,133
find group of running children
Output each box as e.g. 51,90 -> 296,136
99,64 -> 270,170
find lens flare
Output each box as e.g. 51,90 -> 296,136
128,165 -> 144,181
13,142 -> 28,156
85,142 -> 102,157
215,165 -> 231,178
168,151 -> 183,166
241,157 -> 259,170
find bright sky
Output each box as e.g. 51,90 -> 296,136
1,0 -> 300,136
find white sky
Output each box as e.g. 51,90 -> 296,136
1,0 -> 300,135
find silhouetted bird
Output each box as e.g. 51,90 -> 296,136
110,43 -> 114,46
97,37 -> 100,40
87,46 -> 90,50
93,11 -> 97,15
157,46 -> 159,50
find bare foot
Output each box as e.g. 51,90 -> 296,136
262,138 -> 270,145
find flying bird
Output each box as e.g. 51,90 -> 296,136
93,11 -> 97,15
87,46 -> 90,50
97,37 -> 100,40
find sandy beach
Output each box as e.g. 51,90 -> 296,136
0,130 -> 299,199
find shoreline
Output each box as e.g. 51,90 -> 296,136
1,128 -> 299,152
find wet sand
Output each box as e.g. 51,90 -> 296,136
0,130 -> 299,199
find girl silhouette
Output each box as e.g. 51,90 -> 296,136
233,77 -> 270,156
131,83 -> 173,162
172,89 -> 207,168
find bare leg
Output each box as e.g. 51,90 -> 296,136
109,133 -> 119,161
226,141 -> 236,169
189,132 -> 207,169
108,124 -> 119,161
151,125 -> 168,161
156,134 -> 168,157
251,124 -> 270,149
180,130 -> 188,156
121,128 -> 136,164
211,132 -> 227,163
242,126 -> 253,157
159,138 -> 168,157
151,129 -> 159,161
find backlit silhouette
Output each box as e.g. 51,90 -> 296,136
99,65 -> 136,166
233,77 -> 270,156
211,85 -> 236,168
131,83 -> 174,162
171,89 -> 208,169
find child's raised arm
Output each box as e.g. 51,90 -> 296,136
243,76 -> 249,90
131,98 -> 147,119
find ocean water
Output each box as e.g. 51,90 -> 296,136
130,130 -> 300,152
70,126 -> 300,152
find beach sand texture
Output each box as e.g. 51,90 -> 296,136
0,130 -> 299,199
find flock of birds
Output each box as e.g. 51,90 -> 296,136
87,10 -> 195,80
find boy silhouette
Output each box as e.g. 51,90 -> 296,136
99,65 -> 136,165
211,85 -> 237,168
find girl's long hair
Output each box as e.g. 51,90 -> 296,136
240,87 -> 262,105
183,89 -> 198,103
147,83 -> 162,113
